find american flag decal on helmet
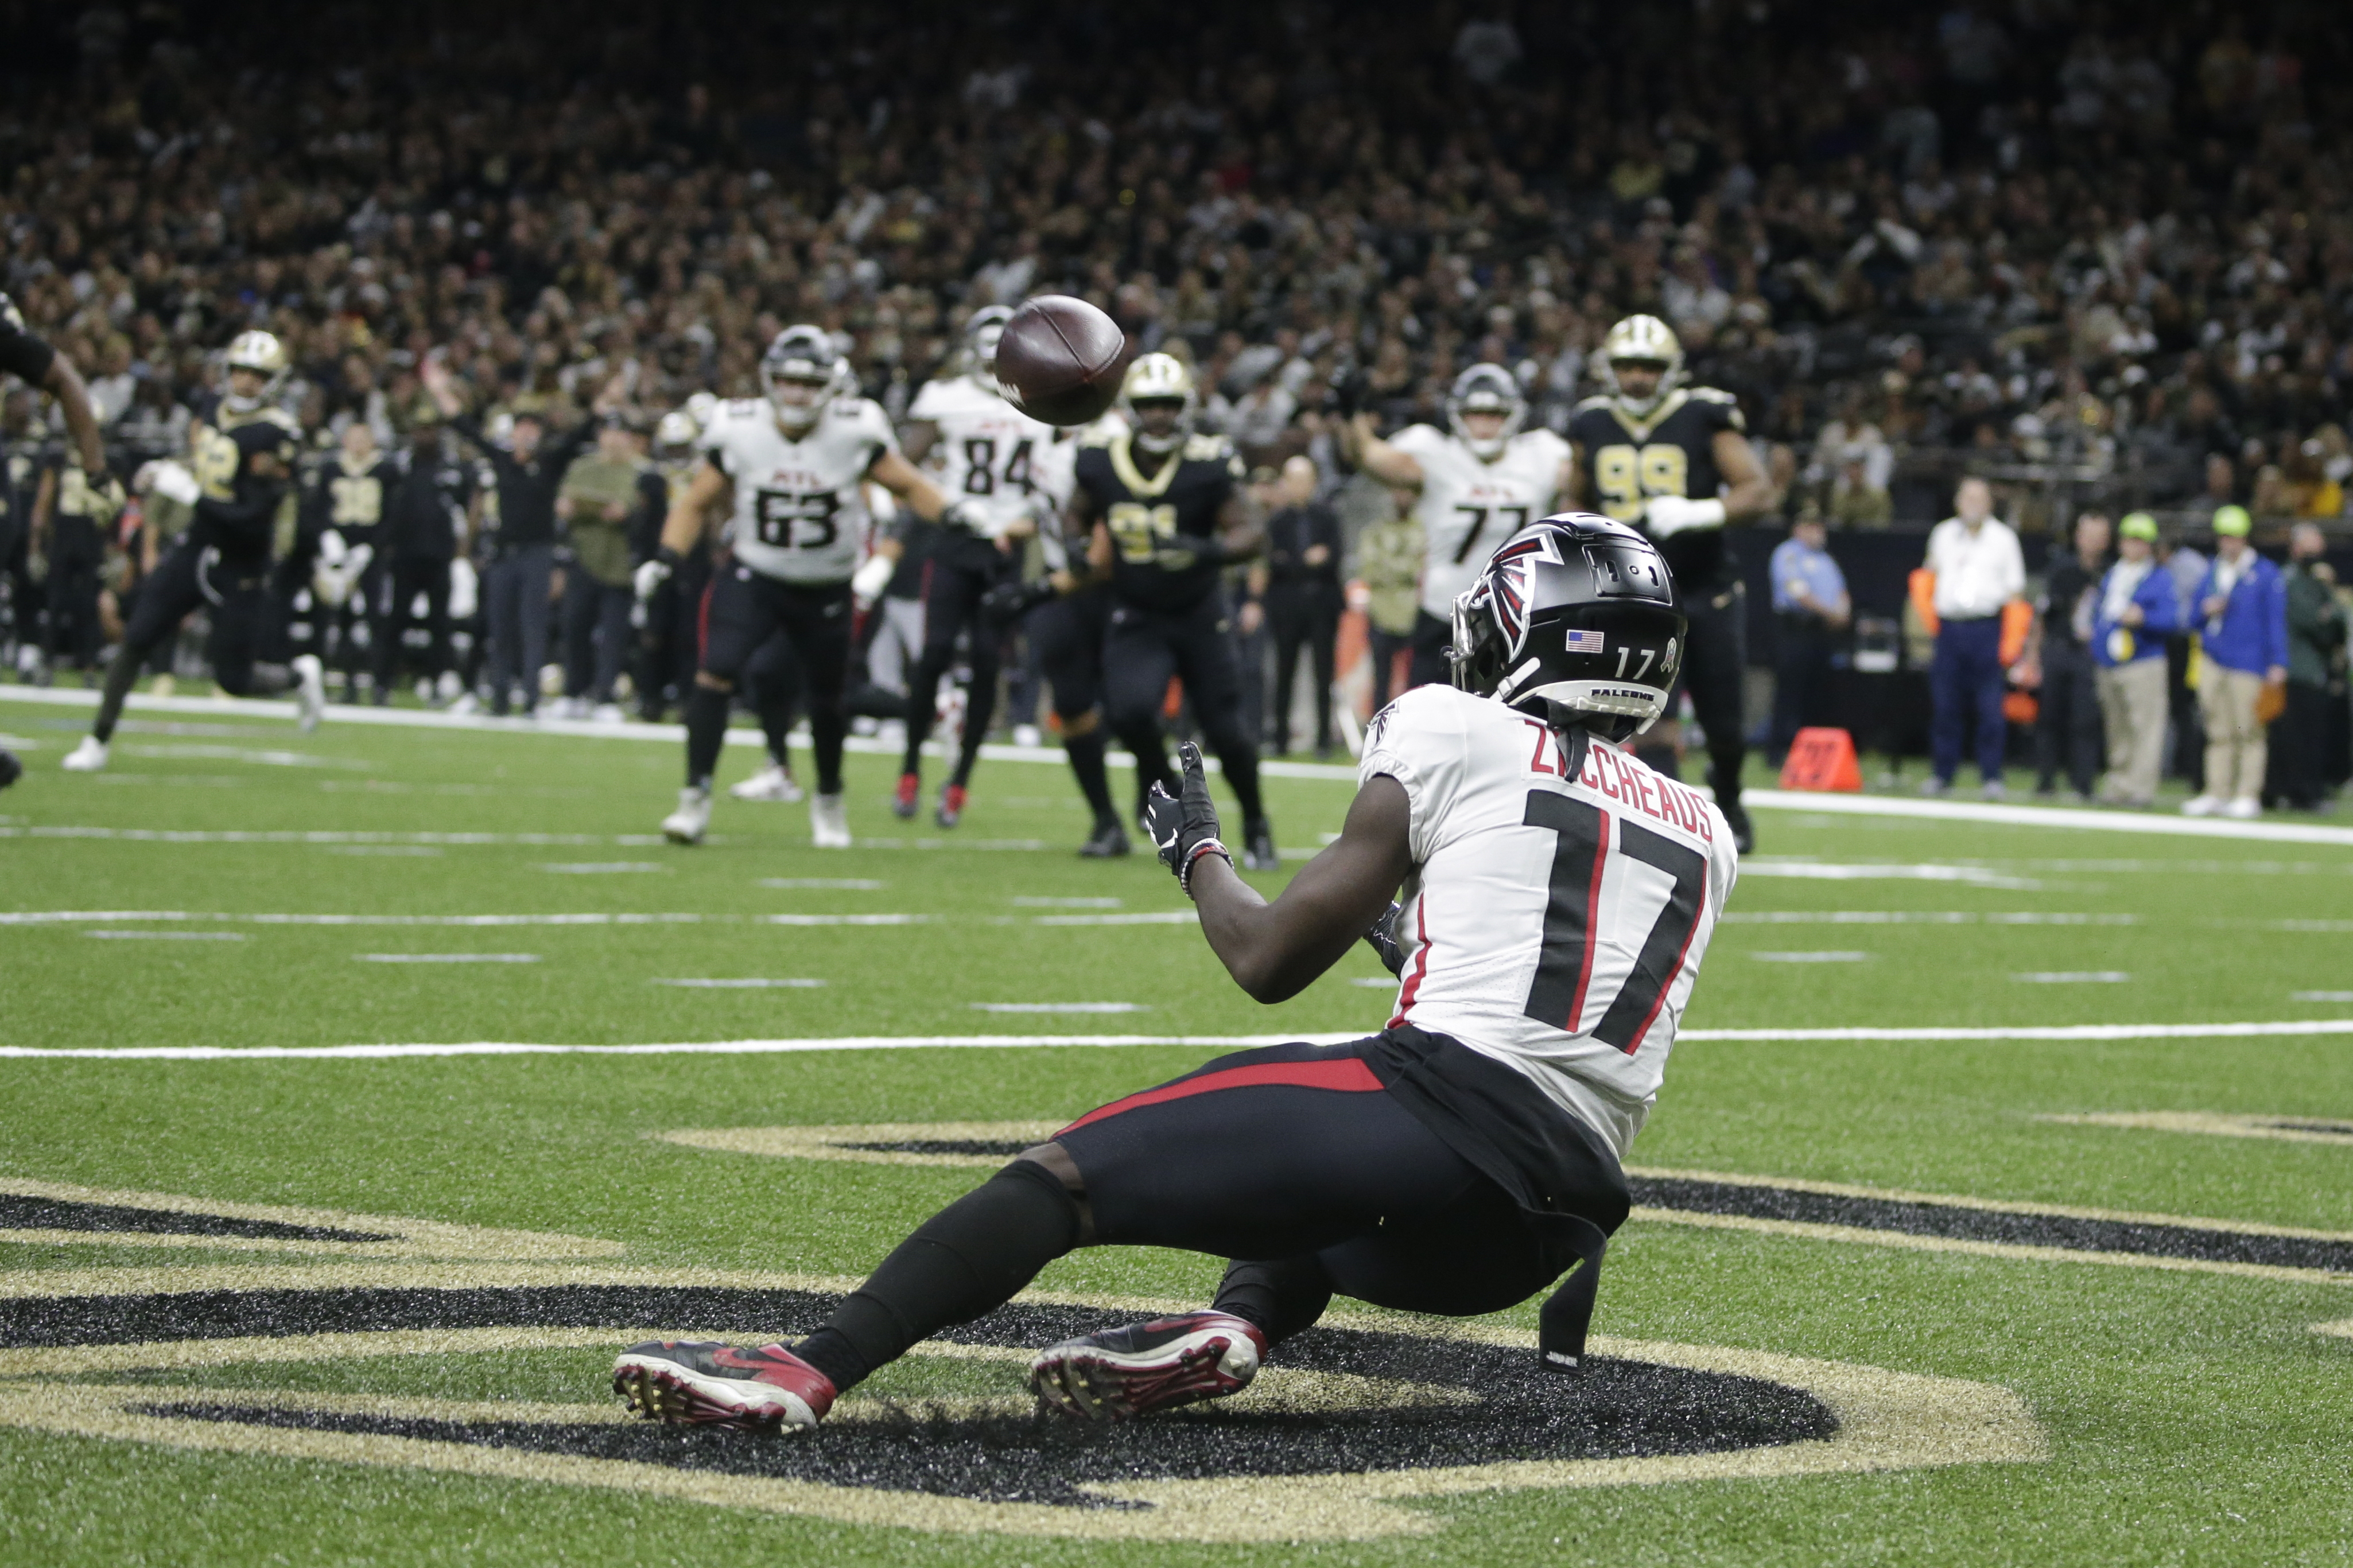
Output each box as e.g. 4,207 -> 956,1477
1564,628 -> 1605,653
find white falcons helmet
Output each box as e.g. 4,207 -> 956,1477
1598,314 -> 1686,415
1449,513 -> 1684,742
760,325 -> 838,434
1117,352 -> 1198,454
1445,363 -> 1527,460
965,305 -> 1015,372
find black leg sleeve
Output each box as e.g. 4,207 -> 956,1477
793,1159 -> 1082,1394
1211,1255 -> 1335,1347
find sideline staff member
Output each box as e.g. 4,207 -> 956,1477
1921,477 -> 2024,797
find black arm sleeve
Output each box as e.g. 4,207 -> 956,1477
549,417 -> 600,468
195,482 -> 289,553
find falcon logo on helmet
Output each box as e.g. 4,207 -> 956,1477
1598,314 -> 1686,417
760,325 -> 839,435
1118,352 -> 1199,455
1445,364 -> 1528,460
1449,512 -> 1684,741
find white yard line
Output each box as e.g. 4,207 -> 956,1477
17,684 -> 2353,834
8,1017 -> 2353,1060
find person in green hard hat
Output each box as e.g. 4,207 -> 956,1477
2090,512 -> 2184,808
2183,505 -> 2287,819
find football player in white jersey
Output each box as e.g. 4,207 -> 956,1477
635,326 -> 977,848
610,514 -> 1737,1435
1342,363 -> 1572,690
888,306 -> 1063,826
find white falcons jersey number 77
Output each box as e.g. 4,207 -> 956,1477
702,396 -> 898,586
907,376 -> 1063,540
1361,684 -> 1738,1160
1391,423 -> 1572,619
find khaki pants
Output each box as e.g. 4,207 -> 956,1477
2095,657 -> 2170,806
2198,664 -> 2267,802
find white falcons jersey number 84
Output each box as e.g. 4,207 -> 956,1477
907,376 -> 1066,539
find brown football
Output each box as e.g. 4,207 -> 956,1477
993,295 -> 1127,426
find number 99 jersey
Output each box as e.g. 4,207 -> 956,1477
1567,387 -> 1745,592
906,373 -> 1061,540
701,395 -> 897,586
1361,684 -> 1738,1160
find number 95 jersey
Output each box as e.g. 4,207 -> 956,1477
1362,684 -> 1738,1160
701,396 -> 897,585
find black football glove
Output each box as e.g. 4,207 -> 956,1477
1143,741 -> 1228,896
1363,901 -> 1407,976
0,746 -> 20,792
980,575 -> 1054,629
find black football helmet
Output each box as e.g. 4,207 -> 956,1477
1448,513 -> 1684,741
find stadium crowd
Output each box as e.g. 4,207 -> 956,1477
1,1 -> 2349,807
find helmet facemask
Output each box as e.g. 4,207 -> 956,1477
762,327 -> 837,437
1446,365 -> 1527,460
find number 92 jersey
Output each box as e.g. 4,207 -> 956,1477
907,374 -> 1061,541
1567,387 -> 1745,592
701,396 -> 896,585
1362,684 -> 1738,1160
1391,424 -> 1570,620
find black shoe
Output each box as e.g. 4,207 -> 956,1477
1080,819 -> 1131,858
1718,795 -> 1755,854
1241,817 -> 1279,871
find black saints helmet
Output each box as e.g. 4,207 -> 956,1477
1448,513 -> 1685,741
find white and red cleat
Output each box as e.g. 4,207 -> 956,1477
1027,1310 -> 1267,1421
611,1339 -> 837,1433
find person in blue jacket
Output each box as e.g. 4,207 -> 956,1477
2183,505 -> 2288,819
2091,512 -> 2184,808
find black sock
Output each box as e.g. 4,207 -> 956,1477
684,684 -> 731,788
1634,742 -> 1680,779
758,698 -> 796,767
1211,1255 -> 1333,1347
92,648 -> 143,744
809,707 -> 846,796
1709,745 -> 1746,809
793,1160 -> 1081,1393
1063,727 -> 1116,824
900,648 -> 950,773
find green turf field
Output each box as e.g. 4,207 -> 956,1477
4,688 -> 2352,1565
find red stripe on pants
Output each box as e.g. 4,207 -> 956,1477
1057,1057 -> 1383,1137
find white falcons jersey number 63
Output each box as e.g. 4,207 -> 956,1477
1360,684 -> 1738,1158
702,397 -> 898,585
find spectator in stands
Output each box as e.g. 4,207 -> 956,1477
2270,522 -> 2344,812
1354,487 -> 1424,716
1923,477 -> 2025,797
1256,454 -> 1342,758
2092,513 -> 2184,809
1766,507 -> 1849,764
2027,512 -> 2110,803
2183,506 -> 2288,819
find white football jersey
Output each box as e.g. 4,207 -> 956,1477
1391,425 -> 1571,618
1360,684 -> 1738,1160
702,396 -> 897,585
908,373 -> 1061,540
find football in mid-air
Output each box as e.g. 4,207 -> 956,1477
993,295 -> 1127,425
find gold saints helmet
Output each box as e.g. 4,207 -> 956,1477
1117,352 -> 1198,453
1598,314 -> 1685,415
225,330 -> 289,379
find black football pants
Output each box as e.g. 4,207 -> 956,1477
1661,578 -> 1749,807
1102,591 -> 1265,824
900,539 -> 1014,788
791,1041 -> 1560,1394
689,563 -> 851,793
95,541 -> 288,743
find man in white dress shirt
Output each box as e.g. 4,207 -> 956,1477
1921,477 -> 2025,796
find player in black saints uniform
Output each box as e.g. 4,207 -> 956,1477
1068,354 -> 1276,869
61,415 -> 325,770
2,291 -> 111,683
301,421 -> 400,702
1567,316 -> 1773,853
